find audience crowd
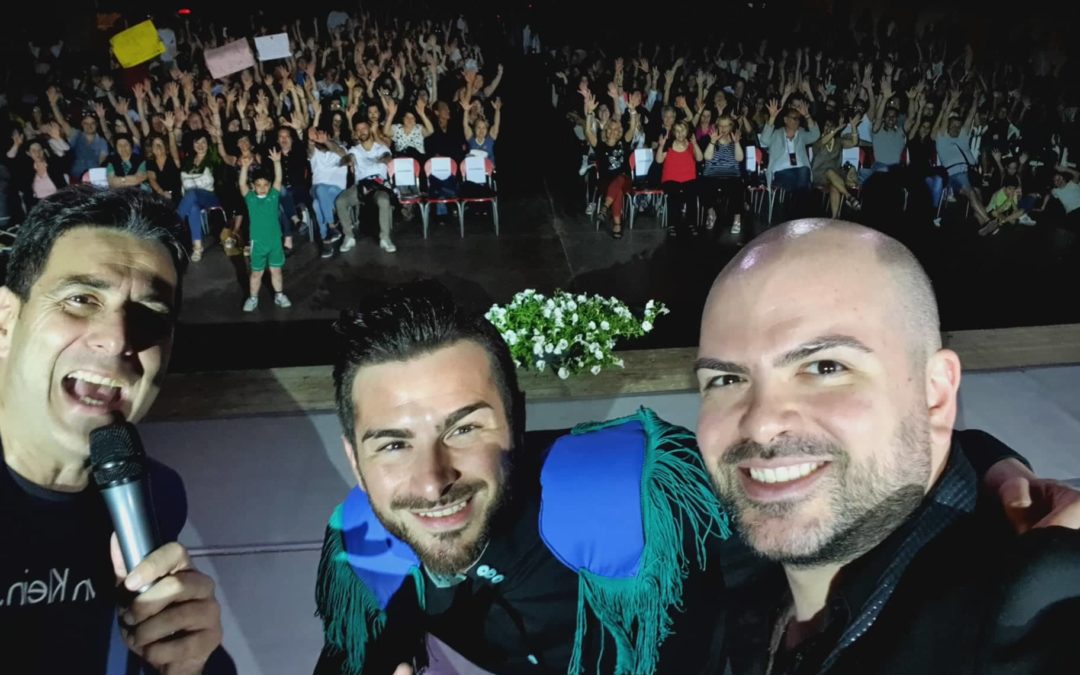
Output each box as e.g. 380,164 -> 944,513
551,10 -> 1079,241
1,8 -> 505,310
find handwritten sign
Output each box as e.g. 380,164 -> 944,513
254,33 -> 291,62
204,40 -> 255,80
110,20 -> 165,68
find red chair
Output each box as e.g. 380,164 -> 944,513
458,157 -> 498,237
388,157 -> 428,237
423,157 -> 462,238
626,148 -> 666,229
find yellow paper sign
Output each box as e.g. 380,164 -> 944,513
110,20 -> 165,68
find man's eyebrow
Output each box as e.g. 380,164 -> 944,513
360,428 -> 413,443
774,335 -> 873,368
53,274 -> 175,310
359,403 -> 493,444
442,402 -> 492,430
693,358 -> 750,375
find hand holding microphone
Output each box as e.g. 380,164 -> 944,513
91,422 -> 223,674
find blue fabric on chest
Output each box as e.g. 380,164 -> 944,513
539,420 -> 646,579
342,487 -> 419,609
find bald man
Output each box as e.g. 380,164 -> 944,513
695,219 -> 1080,675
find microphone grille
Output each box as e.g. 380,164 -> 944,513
90,422 -> 147,486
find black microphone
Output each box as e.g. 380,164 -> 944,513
90,422 -> 160,587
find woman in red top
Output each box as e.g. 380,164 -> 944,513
656,120 -> 703,237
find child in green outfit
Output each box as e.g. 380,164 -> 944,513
240,149 -> 292,311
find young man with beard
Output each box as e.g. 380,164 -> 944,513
313,278 -> 1072,675
313,280 -> 731,675
695,219 -> 1080,675
333,121 -> 396,254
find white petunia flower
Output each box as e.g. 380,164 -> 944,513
545,343 -> 554,354
590,365 -> 602,375
572,313 -> 579,324
588,321 -> 597,330
504,330 -> 518,345
557,367 -> 570,379
536,359 -> 546,369
600,320 -> 610,331
642,321 -> 653,332
614,358 -> 625,368
543,308 -> 552,319
533,343 -> 544,356
557,339 -> 569,352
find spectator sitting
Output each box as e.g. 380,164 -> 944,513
334,120 -> 396,254
145,113 -> 183,207
934,90 -> 998,231
811,113 -> 863,218
47,89 -> 108,182
178,131 -> 222,262
699,114 -> 747,236
382,95 -> 433,164
584,89 -> 642,239
5,131 -> 67,212
655,120 -> 702,238
275,126 -> 313,255
104,134 -> 148,191
306,128 -> 347,258
1043,166 -> 1080,231
759,98 -> 820,199
979,175 -> 1035,235
462,96 -> 501,169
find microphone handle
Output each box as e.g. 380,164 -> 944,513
101,479 -> 161,589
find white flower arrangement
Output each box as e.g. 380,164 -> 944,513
485,290 -> 669,379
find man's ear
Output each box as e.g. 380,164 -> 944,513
926,347 -> 962,459
0,286 -> 22,360
341,434 -> 365,491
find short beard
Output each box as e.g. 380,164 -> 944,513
714,411 -> 931,568
366,455 -> 512,577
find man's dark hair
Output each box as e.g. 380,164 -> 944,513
1002,176 -> 1021,189
333,279 -> 524,452
4,185 -> 187,308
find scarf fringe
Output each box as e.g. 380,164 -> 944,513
314,504 -> 387,675
567,407 -> 731,675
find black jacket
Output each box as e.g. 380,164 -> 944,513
725,430 -> 1080,675
313,427 -> 729,675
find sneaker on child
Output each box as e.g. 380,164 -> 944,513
242,297 -> 258,312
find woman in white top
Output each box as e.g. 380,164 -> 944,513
177,131 -> 222,261
382,95 -> 434,162
307,127 -> 349,252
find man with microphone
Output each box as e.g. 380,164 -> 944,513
0,186 -> 225,673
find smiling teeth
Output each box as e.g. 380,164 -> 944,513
69,371 -> 125,388
749,462 -> 824,484
415,500 -> 469,518
79,396 -> 106,407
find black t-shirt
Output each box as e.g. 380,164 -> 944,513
426,121 -> 467,163
0,447 -> 187,674
0,461 -> 119,673
595,140 -> 631,180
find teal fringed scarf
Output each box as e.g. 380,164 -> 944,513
314,503 -> 425,675
565,407 -> 732,675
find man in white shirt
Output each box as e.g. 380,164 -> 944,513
933,90 -> 995,229
333,121 -> 397,254
1046,167 -> 1080,230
